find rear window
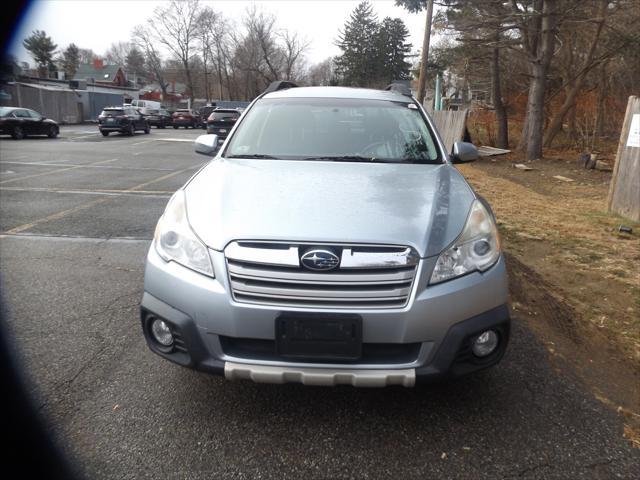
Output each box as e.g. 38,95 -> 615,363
0,107 -> 15,117
147,109 -> 159,114
210,111 -> 240,121
101,109 -> 123,116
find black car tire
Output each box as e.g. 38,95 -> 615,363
101,131 -> 109,136
128,124 -> 135,136
12,126 -> 24,140
47,125 -> 59,138
144,123 -> 150,134
173,125 -> 179,129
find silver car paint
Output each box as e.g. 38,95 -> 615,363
185,160 -> 475,258
143,86 -> 509,379
143,246 -> 508,368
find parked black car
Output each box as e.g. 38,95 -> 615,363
206,108 -> 241,139
0,107 -> 59,139
145,109 -> 173,129
98,107 -> 150,136
172,109 -> 201,129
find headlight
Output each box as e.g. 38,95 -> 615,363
430,200 -> 500,284
154,190 -> 214,277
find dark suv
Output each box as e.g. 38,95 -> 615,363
98,107 -> 150,136
146,109 -> 173,129
206,108 -> 241,139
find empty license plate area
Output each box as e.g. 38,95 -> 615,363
276,314 -> 362,361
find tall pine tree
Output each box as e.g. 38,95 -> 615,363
335,2 -> 412,88
62,43 -> 79,79
334,1 -> 379,87
23,30 -> 57,77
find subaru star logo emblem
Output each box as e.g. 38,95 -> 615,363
300,249 -> 340,271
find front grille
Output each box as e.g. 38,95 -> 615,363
225,242 -> 419,309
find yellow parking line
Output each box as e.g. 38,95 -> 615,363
4,167 -> 192,234
0,157 -> 121,185
5,197 -> 110,234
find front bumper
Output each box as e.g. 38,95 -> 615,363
140,246 -> 510,386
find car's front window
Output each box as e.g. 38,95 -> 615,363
224,97 -> 440,163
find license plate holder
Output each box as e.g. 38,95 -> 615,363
276,314 -> 362,360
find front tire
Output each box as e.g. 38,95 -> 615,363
144,123 -> 150,134
47,125 -> 59,138
12,126 -> 24,140
173,125 -> 179,129
128,124 -> 135,136
101,131 -> 109,137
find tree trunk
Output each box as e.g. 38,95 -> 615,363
520,0 -> 556,160
524,62 -> 547,159
184,60 -> 195,101
491,32 -> 508,149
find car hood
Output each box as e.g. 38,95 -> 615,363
184,159 -> 476,257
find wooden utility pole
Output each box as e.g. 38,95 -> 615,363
416,0 -> 434,106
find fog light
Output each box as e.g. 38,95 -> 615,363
472,330 -> 499,357
150,318 -> 173,346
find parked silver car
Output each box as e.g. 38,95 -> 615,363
140,82 -> 510,387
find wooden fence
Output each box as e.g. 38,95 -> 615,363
431,109 -> 468,153
607,96 -> 640,222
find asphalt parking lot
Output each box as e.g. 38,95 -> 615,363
1,125 -> 638,479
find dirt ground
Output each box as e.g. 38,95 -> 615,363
458,152 -> 640,447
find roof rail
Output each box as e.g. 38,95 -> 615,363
385,83 -> 412,97
263,80 -> 298,94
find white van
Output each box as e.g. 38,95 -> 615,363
128,99 -> 162,116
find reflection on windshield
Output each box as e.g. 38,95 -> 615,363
225,98 -> 441,163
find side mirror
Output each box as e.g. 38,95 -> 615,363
194,134 -> 219,156
451,141 -> 479,163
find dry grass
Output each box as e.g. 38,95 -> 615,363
458,157 -> 640,363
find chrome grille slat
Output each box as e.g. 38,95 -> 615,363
227,261 -> 415,283
225,242 -> 418,309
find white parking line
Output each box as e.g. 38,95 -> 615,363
0,186 -> 173,198
0,233 -> 151,243
131,140 -> 154,146
0,161 -> 175,172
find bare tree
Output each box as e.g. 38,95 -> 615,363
307,57 -> 336,86
132,25 -> 169,99
196,6 -> 221,102
149,0 -> 201,99
279,30 -> 309,81
78,48 -> 97,64
104,41 -> 131,66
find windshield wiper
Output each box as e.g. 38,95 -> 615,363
302,155 -> 389,163
226,153 -> 280,159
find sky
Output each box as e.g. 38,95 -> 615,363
10,0 -> 429,67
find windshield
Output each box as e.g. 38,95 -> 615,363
224,97 -> 440,163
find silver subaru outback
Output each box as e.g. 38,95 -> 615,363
140,82 -> 510,387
